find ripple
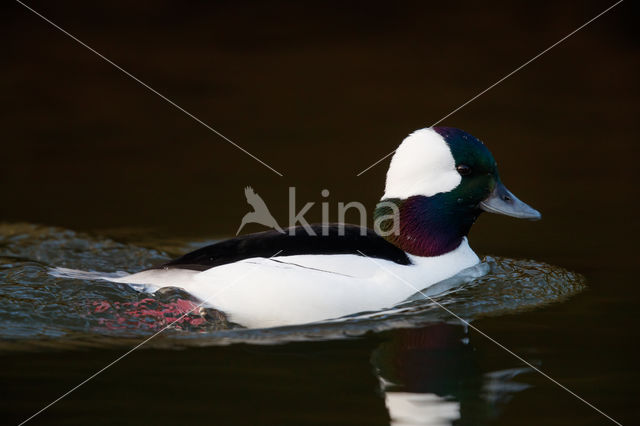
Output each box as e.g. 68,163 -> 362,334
0,223 -> 585,351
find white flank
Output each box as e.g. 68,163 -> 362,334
104,239 -> 480,328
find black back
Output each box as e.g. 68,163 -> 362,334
152,224 -> 411,271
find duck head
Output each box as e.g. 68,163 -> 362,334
375,127 -> 540,257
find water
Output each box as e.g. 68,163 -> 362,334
0,223 -> 584,349
1,223 -> 586,424
3,1 -> 637,424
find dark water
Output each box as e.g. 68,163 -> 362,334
0,223 -> 586,425
0,223 -> 585,350
2,1 -> 638,425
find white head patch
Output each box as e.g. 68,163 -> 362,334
382,128 -> 461,200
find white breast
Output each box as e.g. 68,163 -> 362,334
111,239 -> 480,328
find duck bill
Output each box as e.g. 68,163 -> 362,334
480,182 -> 541,220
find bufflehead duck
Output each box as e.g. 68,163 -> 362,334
113,127 -> 540,328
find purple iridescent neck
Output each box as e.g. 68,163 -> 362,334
374,195 -> 479,257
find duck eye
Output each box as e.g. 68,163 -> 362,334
456,164 -> 472,176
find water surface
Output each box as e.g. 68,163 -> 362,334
1,223 -> 586,425
2,1 -> 637,424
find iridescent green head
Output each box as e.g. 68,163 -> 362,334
375,127 -> 540,257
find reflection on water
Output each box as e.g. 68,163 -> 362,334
2,1 -> 634,423
372,326 -> 530,425
0,222 -> 584,424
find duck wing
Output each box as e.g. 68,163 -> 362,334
151,224 -> 411,272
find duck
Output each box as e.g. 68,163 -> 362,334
111,127 -> 541,328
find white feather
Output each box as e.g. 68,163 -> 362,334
110,238 -> 480,328
382,127 -> 461,200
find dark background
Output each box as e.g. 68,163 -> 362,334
2,1 -> 638,425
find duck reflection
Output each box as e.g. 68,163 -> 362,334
371,324 -> 530,425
